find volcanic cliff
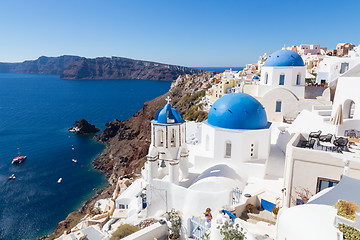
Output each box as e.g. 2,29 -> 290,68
0,56 -> 203,81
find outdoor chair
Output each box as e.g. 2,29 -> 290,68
344,130 -> 356,138
301,139 -> 316,149
319,133 -> 333,143
333,137 -> 349,152
309,130 -> 322,140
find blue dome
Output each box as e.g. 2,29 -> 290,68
207,93 -> 268,130
253,75 -> 260,80
154,103 -> 184,124
264,49 -> 304,67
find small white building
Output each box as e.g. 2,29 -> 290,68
316,55 -> 360,85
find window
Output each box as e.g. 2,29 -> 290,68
119,204 -> 128,209
170,129 -> 176,147
340,63 -> 349,74
316,177 -> 339,193
279,74 -> 285,85
296,199 -> 305,205
225,141 -> 231,158
157,129 -> 164,147
265,73 -> 268,84
275,101 -> 282,112
296,74 -> 301,85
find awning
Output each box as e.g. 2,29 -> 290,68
308,175 -> 360,206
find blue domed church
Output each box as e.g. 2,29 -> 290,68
240,49 -> 307,122
259,49 -> 306,98
190,93 -> 272,178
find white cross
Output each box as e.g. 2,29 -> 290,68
165,96 -> 172,104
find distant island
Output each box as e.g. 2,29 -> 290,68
0,55 -> 203,81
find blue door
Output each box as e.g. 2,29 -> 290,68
261,199 -> 275,212
142,197 -> 147,209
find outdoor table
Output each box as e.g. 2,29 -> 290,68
348,138 -> 360,143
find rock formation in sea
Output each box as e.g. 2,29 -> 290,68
68,119 -> 100,134
0,55 -> 203,81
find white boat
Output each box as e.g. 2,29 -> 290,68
57,178 -> 62,183
72,159 -> 77,163
9,174 -> 15,180
12,147 -> 27,164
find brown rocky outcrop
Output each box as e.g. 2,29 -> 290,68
68,119 -> 100,134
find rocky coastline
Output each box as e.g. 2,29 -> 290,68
0,55 -> 203,81
42,71 -> 216,239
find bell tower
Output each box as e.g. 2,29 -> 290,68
145,97 -> 188,185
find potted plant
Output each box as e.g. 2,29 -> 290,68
272,207 -> 279,218
166,209 -> 182,240
246,204 -> 255,213
334,200 -> 359,220
272,197 -> 281,219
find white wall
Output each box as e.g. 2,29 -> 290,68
121,222 -> 169,240
260,66 -> 306,98
198,123 -> 270,164
147,179 -> 233,218
332,76 -> 360,120
190,123 -> 270,178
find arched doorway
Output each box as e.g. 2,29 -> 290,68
343,99 -> 355,119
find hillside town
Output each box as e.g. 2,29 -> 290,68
56,42 -> 360,240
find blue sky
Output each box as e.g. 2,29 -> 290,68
0,0 -> 359,67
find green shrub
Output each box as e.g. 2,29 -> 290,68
338,224 -> 360,240
110,224 -> 140,240
335,200 -> 359,221
217,221 -> 245,240
179,91 -> 205,107
183,104 -> 208,122
166,209 -> 182,239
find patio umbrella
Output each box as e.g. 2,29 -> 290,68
332,104 -> 343,135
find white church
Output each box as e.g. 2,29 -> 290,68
132,92 -> 282,239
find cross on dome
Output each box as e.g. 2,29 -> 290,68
165,96 -> 172,104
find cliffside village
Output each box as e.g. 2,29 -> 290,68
56,42 -> 360,240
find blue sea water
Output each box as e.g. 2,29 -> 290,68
0,74 -> 171,240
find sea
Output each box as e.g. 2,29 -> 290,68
0,73 -> 172,240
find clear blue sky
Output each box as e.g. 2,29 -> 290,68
0,0 -> 359,67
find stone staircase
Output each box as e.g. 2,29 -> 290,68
240,209 -> 276,225
312,105 -> 333,122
